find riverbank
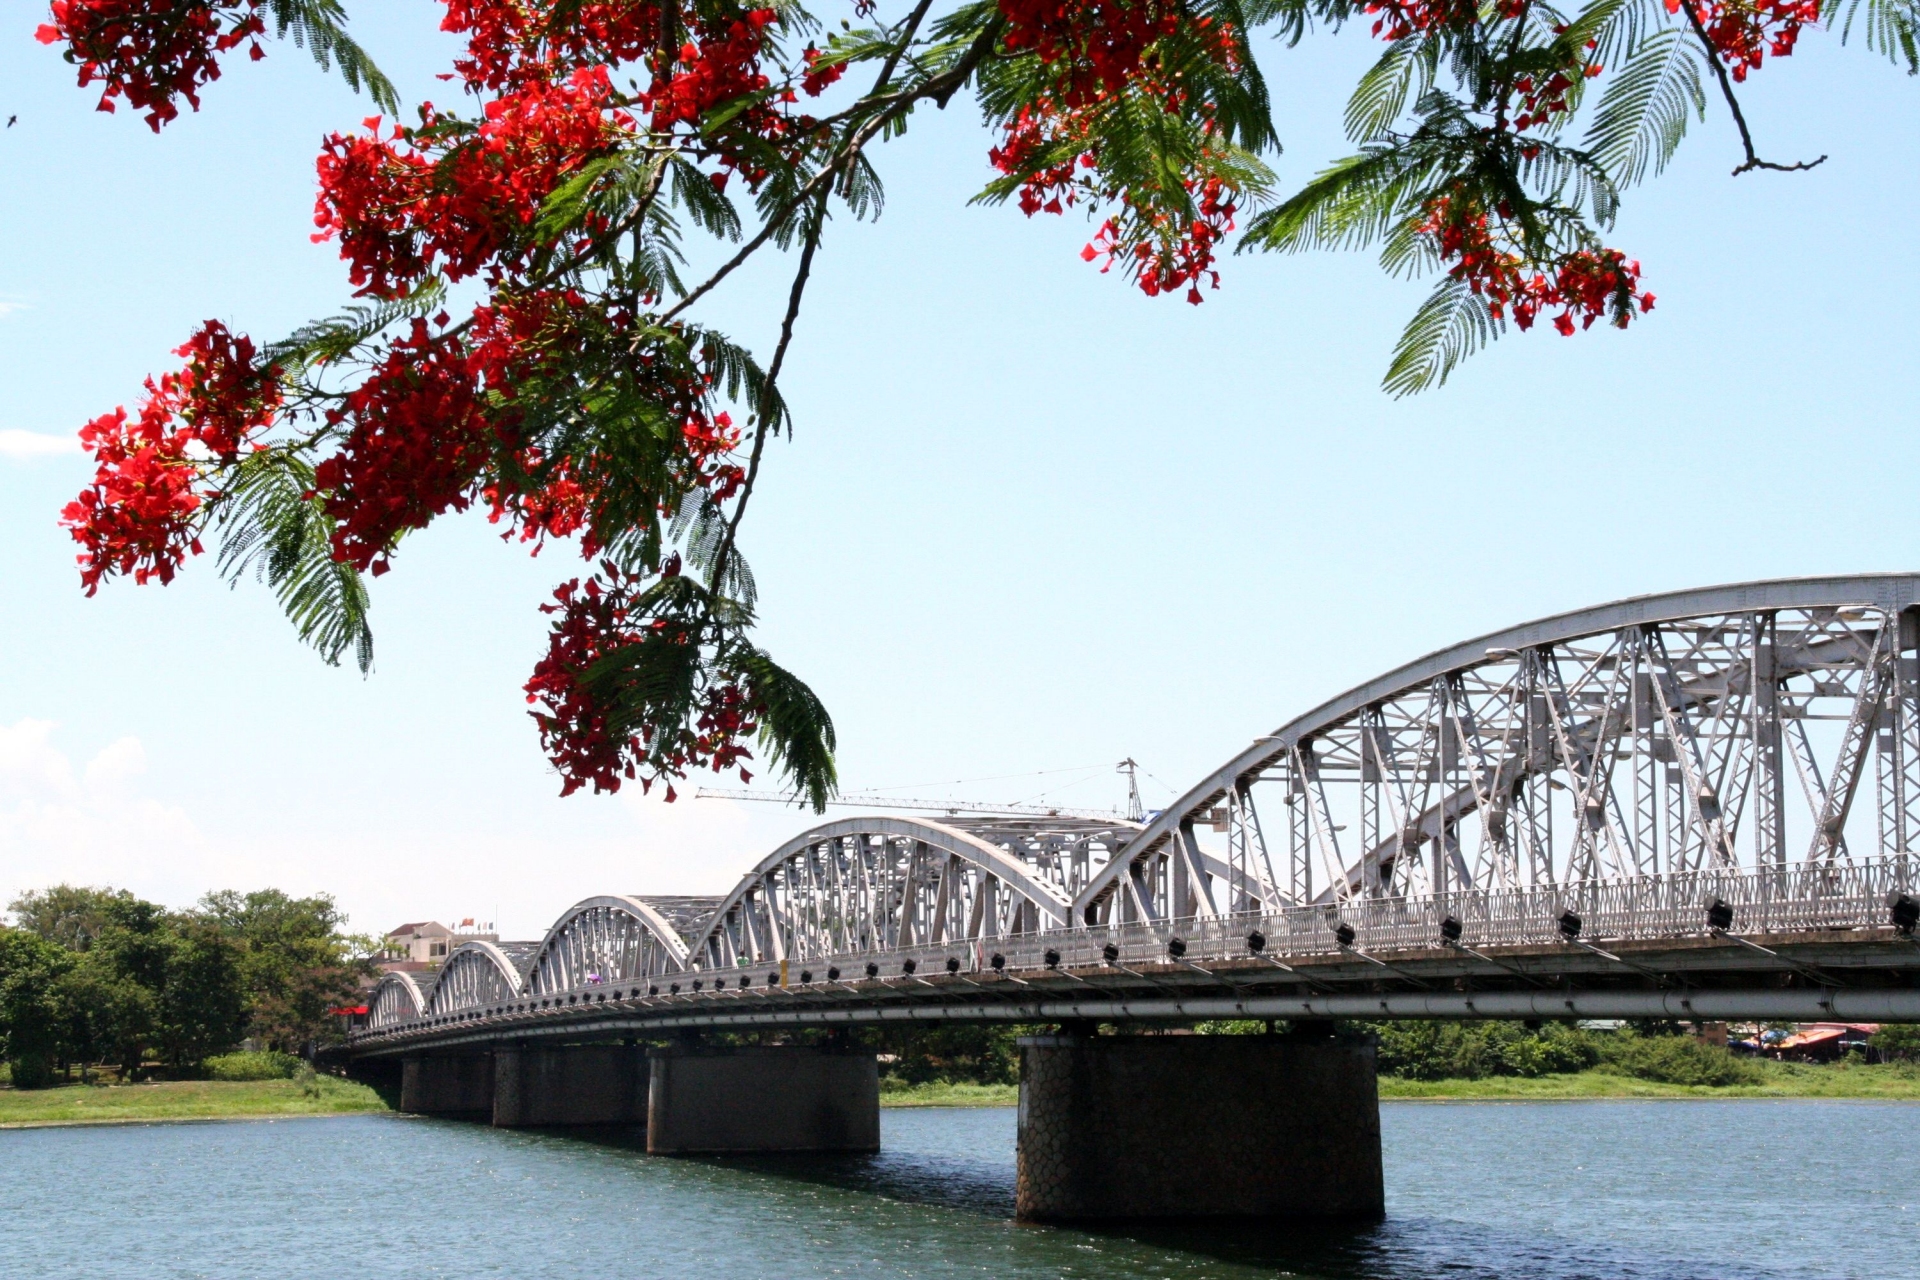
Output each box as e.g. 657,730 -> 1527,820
7,1061 -> 1915,1127
879,1080 -> 1019,1107
1379,1062 -> 1920,1100
0,1077 -> 391,1128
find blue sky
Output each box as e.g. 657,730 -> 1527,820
1,3 -> 1915,939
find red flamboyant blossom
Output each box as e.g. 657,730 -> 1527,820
62,320 -> 280,591
1420,195 -> 1655,334
311,317 -> 498,574
1672,0 -> 1819,80
525,568 -> 760,796
990,99 -> 1097,215
37,0 -> 266,130
314,68 -> 629,298
1361,0 -> 1483,41
1083,175 -> 1237,304
999,0 -> 1181,106
441,0 -> 662,90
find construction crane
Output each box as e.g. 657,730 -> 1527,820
1116,758 -> 1146,823
691,787 -> 1129,823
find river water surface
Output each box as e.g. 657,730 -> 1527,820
2,1101 -> 1913,1279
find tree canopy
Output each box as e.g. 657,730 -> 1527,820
1,884 -> 371,1086
37,0 -> 1913,804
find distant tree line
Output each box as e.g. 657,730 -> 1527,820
0,885 -> 374,1089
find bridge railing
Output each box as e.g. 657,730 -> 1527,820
771,855 -> 1915,982
354,858 -> 1912,1036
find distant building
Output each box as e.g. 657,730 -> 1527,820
1770,1022 -> 1879,1062
380,919 -> 499,969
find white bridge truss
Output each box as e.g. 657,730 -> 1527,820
362,576 -> 1920,1036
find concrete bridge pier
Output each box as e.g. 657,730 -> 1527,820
646,1044 -> 880,1154
491,1043 -> 649,1128
1014,1030 -> 1385,1223
399,1052 -> 495,1119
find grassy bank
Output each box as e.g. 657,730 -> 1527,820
1380,1062 -> 1920,1100
0,1077 -> 392,1128
7,1062 -> 1912,1127
879,1079 -> 1018,1107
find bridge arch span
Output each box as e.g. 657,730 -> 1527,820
526,896 -> 692,995
368,970 -> 432,1030
424,941 -> 531,1017
682,815 -> 1124,971
1076,574 -> 1920,924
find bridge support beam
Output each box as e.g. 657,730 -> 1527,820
1015,1031 -> 1384,1223
491,1043 -> 649,1128
399,1052 -> 495,1119
646,1045 -> 880,1154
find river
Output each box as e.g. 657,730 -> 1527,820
2,1102 -> 1912,1279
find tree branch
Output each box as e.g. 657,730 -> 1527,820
1681,3 -> 1827,176
707,187 -> 831,594
658,19 -> 1000,324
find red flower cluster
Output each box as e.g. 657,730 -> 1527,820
1421,196 -> 1656,334
525,569 -> 760,797
62,320 -> 280,592
441,0 -> 662,90
37,0 -> 265,130
1082,175 -> 1237,304
989,100 -> 1097,216
1361,0 -> 1483,41
999,0 -> 1180,106
314,68 -> 628,298
1672,0 -> 1819,80
312,318 -> 499,574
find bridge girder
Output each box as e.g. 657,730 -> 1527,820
368,970 -> 431,1030
423,941 -> 527,1017
527,896 -> 692,994
680,815 -> 1134,972
346,576 -> 1920,1046
1073,574 -> 1920,924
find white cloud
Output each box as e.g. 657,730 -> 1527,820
0,300 -> 29,320
0,720 -> 210,916
0,718 -> 813,941
0,429 -> 79,458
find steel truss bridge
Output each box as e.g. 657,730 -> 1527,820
351,576 -> 1920,1057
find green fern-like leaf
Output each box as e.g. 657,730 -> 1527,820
1382,276 -> 1498,397
1583,28 -> 1705,186
1835,0 -> 1920,71
733,647 -> 838,812
213,451 -> 375,672
264,0 -> 400,113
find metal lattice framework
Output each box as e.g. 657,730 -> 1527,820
1076,574 -> 1920,925
681,816 -> 1136,970
423,941 -> 533,1017
526,896 -> 692,994
344,578 -> 1920,1045
367,970 -> 432,1030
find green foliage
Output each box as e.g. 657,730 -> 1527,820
6,884 -> 352,1077
859,1023 -> 1024,1085
7,884 -> 141,953
1592,1029 -> 1763,1086
206,1050 -> 304,1081
213,452 -> 374,673
0,928 -> 76,1090
263,0 -> 399,113
1369,1019 -> 1599,1080
1869,1024 -> 1920,1061
197,889 -> 373,1052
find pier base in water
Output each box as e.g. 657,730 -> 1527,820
1015,1031 -> 1384,1223
646,1045 -> 880,1154
399,1052 -> 495,1119
491,1043 -> 649,1128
